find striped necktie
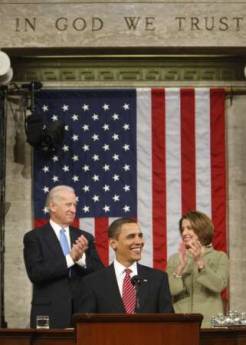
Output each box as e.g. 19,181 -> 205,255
122,268 -> 136,314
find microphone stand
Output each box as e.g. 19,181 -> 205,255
131,276 -> 143,313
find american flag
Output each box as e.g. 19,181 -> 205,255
33,88 -> 227,269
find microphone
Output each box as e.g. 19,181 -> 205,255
131,275 -> 144,287
130,275 -> 145,312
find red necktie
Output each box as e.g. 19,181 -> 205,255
122,268 -> 136,314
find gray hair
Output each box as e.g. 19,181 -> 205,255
45,185 -> 75,210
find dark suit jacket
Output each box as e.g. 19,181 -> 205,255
76,263 -> 174,313
23,222 -> 104,328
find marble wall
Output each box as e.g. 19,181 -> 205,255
3,92 -> 246,327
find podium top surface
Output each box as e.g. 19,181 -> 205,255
73,313 -> 203,324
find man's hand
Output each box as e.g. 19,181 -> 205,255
70,235 -> 88,262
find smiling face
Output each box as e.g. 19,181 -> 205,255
49,189 -> 77,227
180,218 -> 199,249
110,222 -> 144,267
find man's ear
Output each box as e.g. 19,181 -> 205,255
109,238 -> 117,251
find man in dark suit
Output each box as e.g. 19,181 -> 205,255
76,218 -> 174,314
23,185 -> 104,329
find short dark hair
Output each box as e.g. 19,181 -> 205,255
108,218 -> 137,239
179,210 -> 214,246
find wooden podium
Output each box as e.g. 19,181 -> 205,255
73,313 -> 203,345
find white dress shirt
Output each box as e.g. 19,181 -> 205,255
113,259 -> 138,296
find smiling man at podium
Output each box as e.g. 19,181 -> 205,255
76,217 -> 174,314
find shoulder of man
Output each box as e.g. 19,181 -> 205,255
137,263 -> 168,279
24,222 -> 51,238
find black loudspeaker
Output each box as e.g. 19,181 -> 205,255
25,114 -> 64,151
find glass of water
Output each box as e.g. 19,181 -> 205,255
36,315 -> 50,329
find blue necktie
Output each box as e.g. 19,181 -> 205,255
59,229 -> 70,256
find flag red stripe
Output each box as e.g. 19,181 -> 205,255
151,89 -> 167,269
181,89 -> 196,213
95,217 -> 109,266
210,89 -> 227,252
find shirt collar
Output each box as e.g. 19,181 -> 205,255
50,219 -> 69,237
113,259 -> 138,278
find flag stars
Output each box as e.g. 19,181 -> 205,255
112,113 -> 119,120
103,205 -> 110,212
82,165 -> 90,172
102,164 -> 110,171
62,165 -> 69,172
113,194 -> 120,202
102,123 -> 109,131
123,205 -> 130,212
123,164 -> 130,171
92,134 -> 99,141
92,195 -> 100,202
123,103 -> 130,110
42,105 -> 48,112
51,114 -> 58,121
72,175 -> 79,182
43,186 -> 49,193
92,174 -> 99,182
72,114 -> 79,121
72,134 -> 79,141
92,154 -> 99,161
52,155 -> 59,162
102,104 -> 109,111
92,113 -> 99,121
82,144 -> 90,152
43,206 -> 49,214
82,185 -> 90,192
123,185 -> 130,192
82,124 -> 89,131
102,144 -> 110,151
42,166 -> 49,173
103,185 -> 110,192
83,205 -> 90,213
62,104 -> 69,111
123,144 -> 130,151
65,125 -> 69,131
82,104 -> 89,111
62,145 -> 69,152
112,133 -> 119,141
52,176 -> 59,182
113,174 -> 119,181
112,154 -> 119,161
123,123 -> 130,130
72,155 -> 79,161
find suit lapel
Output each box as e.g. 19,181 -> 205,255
42,223 -> 64,257
105,265 -> 125,313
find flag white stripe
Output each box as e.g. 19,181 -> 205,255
195,89 -> 212,217
166,89 -> 182,258
136,88 -> 153,267
79,218 -> 95,237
